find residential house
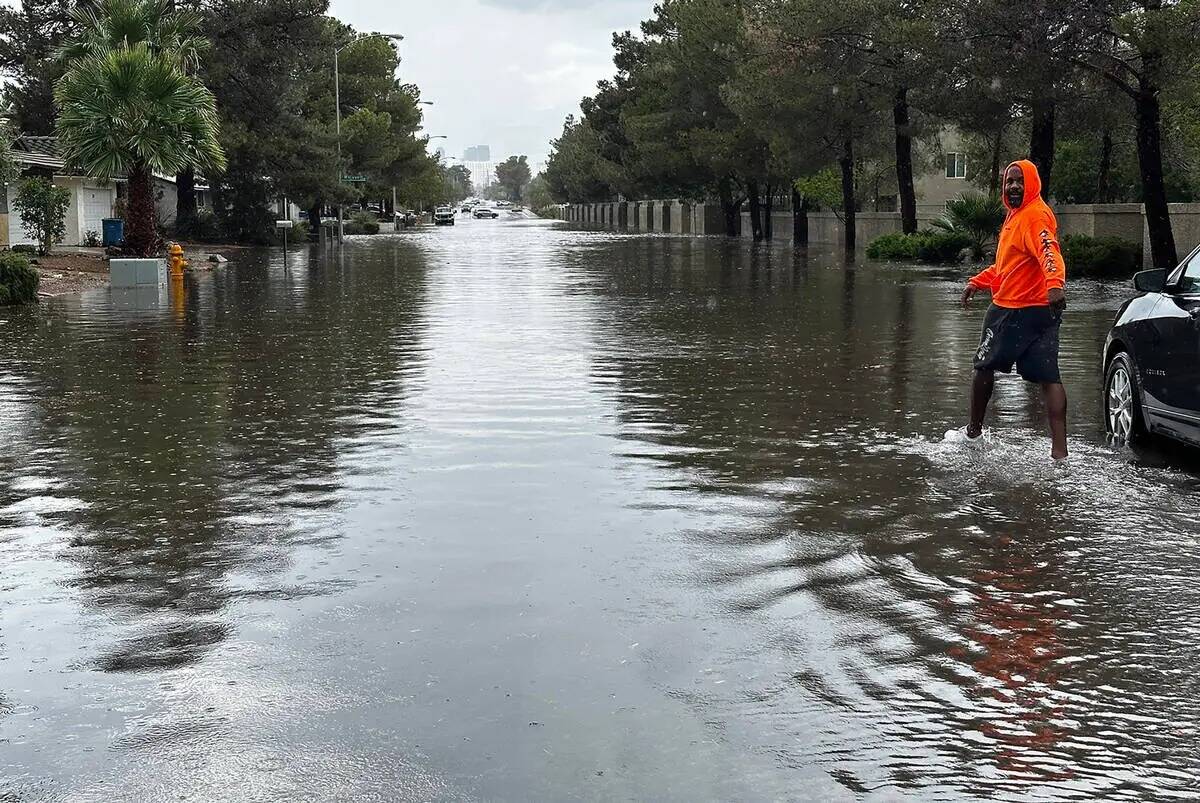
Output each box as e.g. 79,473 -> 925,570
914,127 -> 973,220
3,135 -> 120,248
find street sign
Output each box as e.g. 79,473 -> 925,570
342,175 -> 367,183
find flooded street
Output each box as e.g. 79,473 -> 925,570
2,219 -> 1199,800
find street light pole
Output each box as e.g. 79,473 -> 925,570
334,32 -> 404,243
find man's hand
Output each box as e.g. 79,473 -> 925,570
961,283 -> 979,308
1048,287 -> 1066,313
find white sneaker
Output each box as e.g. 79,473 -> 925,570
944,427 -> 986,445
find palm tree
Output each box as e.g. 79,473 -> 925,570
930,192 -> 1007,262
54,0 -> 223,257
58,0 -> 207,69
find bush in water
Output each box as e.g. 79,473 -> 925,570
930,192 -> 1006,261
866,231 -> 974,264
1062,234 -> 1142,279
344,211 -> 380,236
0,251 -> 40,305
866,232 -> 921,261
916,232 -> 974,264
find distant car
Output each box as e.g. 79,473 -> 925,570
1104,246 -> 1200,446
473,208 -> 500,219
434,206 -> 456,226
461,205 -> 472,214
495,200 -> 512,209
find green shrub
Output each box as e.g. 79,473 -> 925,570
865,231 -> 973,264
13,177 -> 70,255
866,232 -> 922,260
0,251 -> 40,305
916,231 -> 974,264
930,192 -> 1006,260
1063,234 -> 1142,279
345,211 -> 379,236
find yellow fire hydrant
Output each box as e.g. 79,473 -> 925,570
167,242 -> 189,278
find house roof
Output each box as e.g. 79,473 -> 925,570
9,134 -> 208,186
13,135 -> 65,170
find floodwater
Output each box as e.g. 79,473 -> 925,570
1,219 -> 1198,801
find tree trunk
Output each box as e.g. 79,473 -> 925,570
989,127 -> 1004,197
1097,129 -> 1113,203
747,180 -> 763,241
893,86 -> 917,234
718,177 -> 741,237
308,200 -> 323,240
840,137 -> 856,253
764,182 -> 774,241
791,186 -> 809,246
175,167 -> 197,238
1136,82 -> 1177,270
126,163 -> 159,257
1029,95 -> 1056,199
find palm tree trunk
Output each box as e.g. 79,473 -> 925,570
126,163 -> 159,257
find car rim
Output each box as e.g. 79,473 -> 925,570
1108,365 -> 1134,440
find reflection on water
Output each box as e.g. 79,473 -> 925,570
1,224 -> 1198,800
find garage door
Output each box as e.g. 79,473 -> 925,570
7,186 -> 33,246
80,187 -> 114,241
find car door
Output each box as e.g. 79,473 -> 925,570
1144,247 -> 1200,442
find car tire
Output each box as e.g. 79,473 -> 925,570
1104,351 -> 1146,443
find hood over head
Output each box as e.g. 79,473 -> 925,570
1003,159 -> 1042,210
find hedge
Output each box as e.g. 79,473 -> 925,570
0,251 -> 39,306
1062,234 -> 1141,279
866,231 -> 974,264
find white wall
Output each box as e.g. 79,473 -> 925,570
6,178 -> 115,247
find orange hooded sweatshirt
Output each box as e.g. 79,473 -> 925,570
968,160 -> 1065,308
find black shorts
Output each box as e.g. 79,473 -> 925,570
973,304 -> 1062,383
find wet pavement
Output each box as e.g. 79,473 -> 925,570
1,219 -> 1198,801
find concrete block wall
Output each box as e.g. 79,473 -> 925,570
1056,203 -> 1144,243
560,200 -> 1189,260
1146,204 -> 1200,266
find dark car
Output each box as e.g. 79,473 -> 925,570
1104,246 -> 1200,445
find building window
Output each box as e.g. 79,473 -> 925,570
945,152 -> 966,179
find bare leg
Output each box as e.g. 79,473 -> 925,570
1041,382 -> 1068,459
968,369 -> 995,438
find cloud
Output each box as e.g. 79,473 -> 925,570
329,0 -> 652,163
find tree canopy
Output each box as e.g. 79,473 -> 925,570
544,0 -> 1200,265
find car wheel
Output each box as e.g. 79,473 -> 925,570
1104,351 -> 1145,443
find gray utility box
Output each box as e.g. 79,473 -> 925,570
110,258 -> 167,288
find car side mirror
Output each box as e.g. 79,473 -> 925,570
1133,269 -> 1166,293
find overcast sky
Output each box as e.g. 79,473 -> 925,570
329,0 -> 652,170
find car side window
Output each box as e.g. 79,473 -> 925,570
1179,250 -> 1200,293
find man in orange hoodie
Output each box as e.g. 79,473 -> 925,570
961,160 -> 1068,459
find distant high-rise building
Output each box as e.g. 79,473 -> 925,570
463,145 -> 491,162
